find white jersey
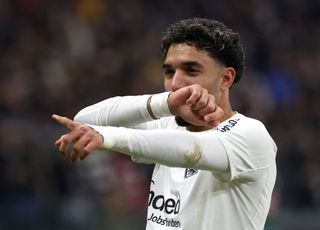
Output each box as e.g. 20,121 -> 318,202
74,93 -> 277,230
145,114 -> 277,230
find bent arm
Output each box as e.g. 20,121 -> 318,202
74,92 -> 171,129
74,84 -> 223,129
92,126 -> 229,173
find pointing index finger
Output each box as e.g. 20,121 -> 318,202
52,114 -> 75,130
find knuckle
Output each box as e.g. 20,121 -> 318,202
86,131 -> 95,139
194,83 -> 201,89
197,109 -> 205,116
62,135 -> 71,142
218,107 -> 224,115
208,104 -> 216,112
79,125 -> 88,132
197,100 -> 206,107
210,104 -> 218,112
73,144 -> 81,153
83,148 -> 90,156
95,138 -> 102,146
191,84 -> 201,92
193,89 -> 201,96
90,129 -> 98,136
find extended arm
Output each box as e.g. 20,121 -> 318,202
93,125 -> 229,172
52,115 -> 228,173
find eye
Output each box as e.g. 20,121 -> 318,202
164,68 -> 175,78
186,67 -> 199,75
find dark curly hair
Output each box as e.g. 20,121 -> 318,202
161,18 -> 245,84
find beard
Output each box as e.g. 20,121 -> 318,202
175,116 -> 192,127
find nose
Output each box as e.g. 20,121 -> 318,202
169,70 -> 186,92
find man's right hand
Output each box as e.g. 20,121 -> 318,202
168,84 -> 224,127
52,114 -> 104,164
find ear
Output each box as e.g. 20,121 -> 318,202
220,67 -> 236,91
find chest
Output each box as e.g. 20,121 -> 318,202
150,165 -> 226,200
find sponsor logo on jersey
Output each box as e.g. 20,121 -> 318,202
184,168 -> 198,178
148,190 -> 180,214
147,213 -> 181,228
148,188 -> 181,228
217,118 -> 240,133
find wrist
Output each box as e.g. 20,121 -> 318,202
147,92 -> 172,119
167,91 -> 177,115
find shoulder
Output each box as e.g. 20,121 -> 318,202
216,113 -> 277,152
215,113 -> 277,182
216,113 -> 265,134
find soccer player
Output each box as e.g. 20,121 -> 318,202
53,18 -> 277,230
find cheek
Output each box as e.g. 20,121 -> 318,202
164,79 -> 171,91
204,78 -> 220,96
200,78 -> 216,92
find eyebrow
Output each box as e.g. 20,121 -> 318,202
162,63 -> 171,69
162,61 -> 203,69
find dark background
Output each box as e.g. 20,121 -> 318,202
0,0 -> 320,229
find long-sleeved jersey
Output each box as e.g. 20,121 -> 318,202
74,92 -> 277,230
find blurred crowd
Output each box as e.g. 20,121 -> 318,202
0,0 -> 319,229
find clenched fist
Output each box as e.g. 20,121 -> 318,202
168,84 -> 224,127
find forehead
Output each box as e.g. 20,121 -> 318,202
164,43 -> 218,67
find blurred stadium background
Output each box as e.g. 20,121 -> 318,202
0,0 -> 320,229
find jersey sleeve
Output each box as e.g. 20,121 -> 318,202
74,92 -> 171,129
215,117 -> 277,182
90,125 -> 230,173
